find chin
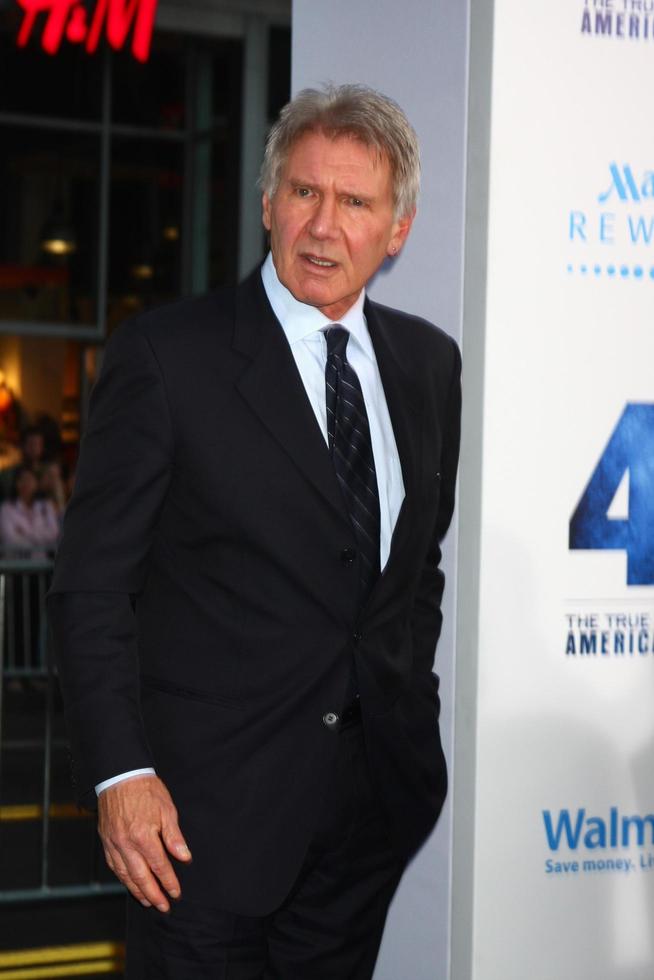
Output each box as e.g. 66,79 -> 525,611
294,284 -> 334,309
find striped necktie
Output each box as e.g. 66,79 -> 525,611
324,325 -> 381,602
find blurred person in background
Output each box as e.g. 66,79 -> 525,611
0,465 -> 60,556
0,426 -> 46,502
39,459 -> 68,522
1,461 -> 61,689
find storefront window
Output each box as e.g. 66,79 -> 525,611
0,10 -> 103,120
0,127 -> 101,327
0,8 -> 288,484
111,34 -> 187,130
108,137 -> 184,328
0,22 -> 243,337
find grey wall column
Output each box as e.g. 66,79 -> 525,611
451,0 -> 493,976
238,15 -> 269,279
292,4 -> 470,978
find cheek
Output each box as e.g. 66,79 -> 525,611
272,217 -> 296,253
350,225 -> 386,258
351,239 -> 386,274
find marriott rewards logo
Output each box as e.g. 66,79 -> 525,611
543,807 -> 654,877
567,163 -> 654,280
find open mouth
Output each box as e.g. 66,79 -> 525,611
303,254 -> 337,269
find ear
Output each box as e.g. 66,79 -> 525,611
262,193 -> 272,232
387,207 -> 416,257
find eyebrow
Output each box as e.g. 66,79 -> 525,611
288,178 -> 318,191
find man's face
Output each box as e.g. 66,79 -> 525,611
262,130 -> 414,322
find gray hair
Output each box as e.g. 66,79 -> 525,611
259,84 -> 420,219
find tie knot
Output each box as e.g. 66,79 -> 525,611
325,325 -> 349,360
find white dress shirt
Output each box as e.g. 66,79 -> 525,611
261,252 -> 405,569
95,252 -> 405,795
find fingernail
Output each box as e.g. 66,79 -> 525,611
169,889 -> 180,899
140,900 -> 151,908
157,903 -> 169,913
177,845 -> 191,859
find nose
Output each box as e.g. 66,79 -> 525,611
308,195 -> 339,240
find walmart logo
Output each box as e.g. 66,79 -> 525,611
544,807 -> 654,851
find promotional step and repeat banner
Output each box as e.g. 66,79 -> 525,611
472,1 -> 654,977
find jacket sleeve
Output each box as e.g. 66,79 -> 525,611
410,336 -> 461,678
47,320 -> 174,807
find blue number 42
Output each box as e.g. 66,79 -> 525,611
569,403 -> 654,586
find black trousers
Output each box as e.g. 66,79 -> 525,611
125,719 -> 405,979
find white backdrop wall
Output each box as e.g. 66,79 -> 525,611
455,0 -> 654,978
292,3 -> 470,978
292,2 -> 654,977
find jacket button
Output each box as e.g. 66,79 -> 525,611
352,631 -> 362,643
340,548 -> 356,566
322,711 -> 339,728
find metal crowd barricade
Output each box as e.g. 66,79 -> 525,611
0,557 -> 123,903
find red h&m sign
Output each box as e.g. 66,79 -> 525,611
16,0 -> 159,63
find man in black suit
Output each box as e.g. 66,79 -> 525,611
48,84 -> 461,978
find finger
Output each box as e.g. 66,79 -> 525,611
126,830 -> 182,906
104,845 -> 152,907
161,813 -> 192,864
121,845 -> 172,912
140,835 -> 182,901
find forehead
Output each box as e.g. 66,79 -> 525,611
282,130 -> 392,192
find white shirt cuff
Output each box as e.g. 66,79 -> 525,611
95,767 -> 156,796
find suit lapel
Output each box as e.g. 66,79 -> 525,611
230,272 -> 424,572
232,270 -> 348,521
365,299 -> 424,577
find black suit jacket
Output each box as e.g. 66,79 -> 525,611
47,268 -> 461,916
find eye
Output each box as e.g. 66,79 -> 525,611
348,197 -> 365,208
295,187 -> 312,198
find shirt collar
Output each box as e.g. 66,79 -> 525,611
261,252 -> 373,360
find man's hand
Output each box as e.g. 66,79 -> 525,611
98,774 -> 192,912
